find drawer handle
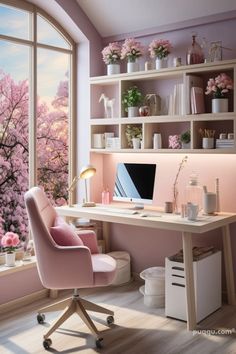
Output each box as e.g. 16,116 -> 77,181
171,274 -> 184,278
172,282 -> 185,288
172,266 -> 184,271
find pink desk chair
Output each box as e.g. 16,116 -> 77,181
24,187 -> 117,350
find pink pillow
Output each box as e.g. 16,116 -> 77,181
50,222 -> 84,246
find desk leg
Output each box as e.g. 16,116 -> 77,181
102,222 -> 110,253
222,225 -> 236,305
182,232 -> 197,331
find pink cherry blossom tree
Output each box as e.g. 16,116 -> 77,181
0,70 -> 68,250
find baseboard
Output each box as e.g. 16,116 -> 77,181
0,288 -> 49,315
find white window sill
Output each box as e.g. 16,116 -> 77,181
0,256 -> 37,276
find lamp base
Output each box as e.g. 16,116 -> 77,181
82,202 -> 96,207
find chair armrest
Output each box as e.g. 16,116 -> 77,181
77,230 -> 99,254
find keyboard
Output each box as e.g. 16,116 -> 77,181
103,208 -> 139,215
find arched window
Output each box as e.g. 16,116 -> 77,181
0,0 -> 75,246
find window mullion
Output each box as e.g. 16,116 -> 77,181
28,9 -> 37,187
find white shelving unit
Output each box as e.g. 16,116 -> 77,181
89,59 -> 236,154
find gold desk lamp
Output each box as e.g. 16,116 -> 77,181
68,165 -> 96,207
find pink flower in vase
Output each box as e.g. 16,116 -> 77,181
1,231 -> 20,253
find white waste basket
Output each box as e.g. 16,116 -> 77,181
140,267 -> 165,308
107,251 -> 131,285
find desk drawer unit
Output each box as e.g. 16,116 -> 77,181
165,251 -> 221,323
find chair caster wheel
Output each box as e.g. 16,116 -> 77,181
96,337 -> 103,349
43,338 -> 52,350
37,314 -> 45,324
107,315 -> 114,326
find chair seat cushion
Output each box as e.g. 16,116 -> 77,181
50,222 -> 84,246
91,254 -> 117,286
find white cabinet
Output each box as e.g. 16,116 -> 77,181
90,60 -> 236,153
165,252 -> 222,323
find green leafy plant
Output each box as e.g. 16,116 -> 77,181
180,130 -> 191,144
122,86 -> 143,112
125,125 -> 142,147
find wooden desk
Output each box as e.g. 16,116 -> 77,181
56,204 -> 236,331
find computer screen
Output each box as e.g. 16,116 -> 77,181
113,163 -> 156,207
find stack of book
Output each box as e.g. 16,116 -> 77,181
215,139 -> 234,149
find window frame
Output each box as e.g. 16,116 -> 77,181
0,0 -> 77,205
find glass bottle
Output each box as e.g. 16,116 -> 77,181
186,35 -> 204,65
102,188 -> 110,204
185,173 -> 203,210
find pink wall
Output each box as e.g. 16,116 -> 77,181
0,268 -> 43,305
91,153 -> 236,280
90,16 -> 236,280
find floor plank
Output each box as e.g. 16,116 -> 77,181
0,281 -> 236,354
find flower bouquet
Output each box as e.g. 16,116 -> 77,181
102,42 -> 122,75
205,73 -> 233,113
205,73 -> 233,98
2,231 -> 20,253
2,231 -> 20,266
121,38 -> 144,63
148,39 -> 172,60
121,38 -> 144,73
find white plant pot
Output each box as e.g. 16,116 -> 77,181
182,142 -> 191,149
107,64 -> 120,75
202,137 -> 214,149
127,60 -> 139,73
155,58 -> 168,70
212,98 -> 228,113
128,106 -> 139,117
132,138 -> 141,149
5,252 -> 16,267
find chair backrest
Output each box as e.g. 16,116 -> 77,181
25,187 -> 96,290
24,187 -> 58,285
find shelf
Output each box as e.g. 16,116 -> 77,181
89,59 -> 236,154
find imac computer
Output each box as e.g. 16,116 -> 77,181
113,163 -> 156,209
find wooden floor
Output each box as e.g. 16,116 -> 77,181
1,281 -> 236,354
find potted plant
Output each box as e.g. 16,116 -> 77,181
101,42 -> 122,75
205,73 -> 233,113
199,128 -> 215,149
125,125 -> 142,149
1,231 -> 20,266
148,39 -> 172,69
180,130 -> 191,149
122,86 -> 143,117
121,38 -> 144,73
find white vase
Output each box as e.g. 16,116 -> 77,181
128,106 -> 139,117
107,63 -> 120,75
127,59 -> 139,73
202,137 -> 214,149
153,133 -> 162,149
212,98 -> 228,113
132,138 -> 141,149
5,252 -> 16,267
155,58 -> 168,70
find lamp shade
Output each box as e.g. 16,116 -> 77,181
79,165 -> 96,179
